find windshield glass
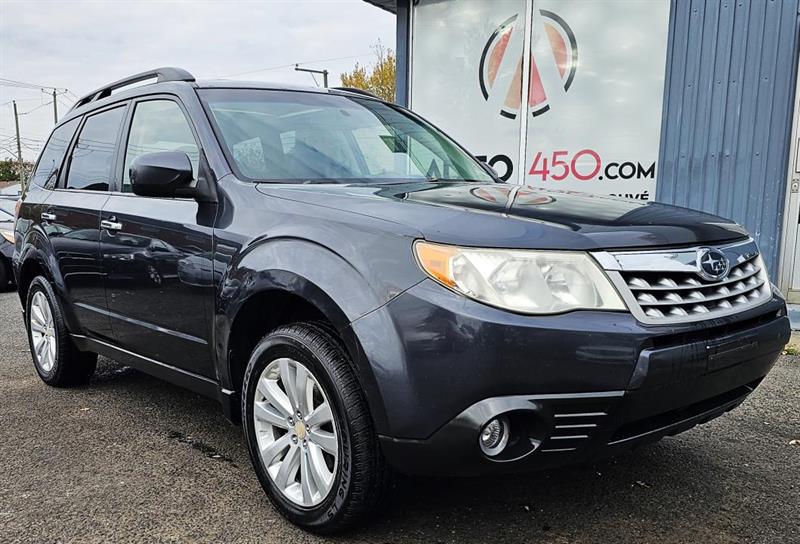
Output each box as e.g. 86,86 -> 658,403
199,89 -> 493,184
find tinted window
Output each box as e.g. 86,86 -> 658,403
30,118 -> 80,188
200,89 -> 493,184
66,106 -> 126,191
123,100 -> 199,192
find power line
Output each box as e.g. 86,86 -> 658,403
216,53 -> 370,78
0,130 -> 45,142
56,97 -> 73,110
18,101 -> 53,115
0,97 -> 43,107
0,77 -> 68,91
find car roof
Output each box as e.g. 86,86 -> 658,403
63,78 -> 378,123
194,79 -> 332,93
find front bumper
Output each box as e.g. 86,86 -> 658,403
351,280 -> 790,476
380,376 -> 767,476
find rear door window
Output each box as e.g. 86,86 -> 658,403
65,106 -> 126,191
30,118 -> 80,188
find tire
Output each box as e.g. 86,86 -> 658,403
242,322 -> 388,533
25,276 -> 97,386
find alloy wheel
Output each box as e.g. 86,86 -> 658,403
253,357 -> 338,507
30,291 -> 56,372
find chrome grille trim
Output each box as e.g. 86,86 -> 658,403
592,238 -> 772,325
541,410 -> 608,453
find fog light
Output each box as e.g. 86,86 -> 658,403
479,416 -> 510,457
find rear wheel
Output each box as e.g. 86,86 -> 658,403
26,276 -> 96,386
242,322 -> 388,533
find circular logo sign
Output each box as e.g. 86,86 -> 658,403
479,10 -> 578,120
696,247 -> 730,281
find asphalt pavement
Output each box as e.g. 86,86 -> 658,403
0,290 -> 798,544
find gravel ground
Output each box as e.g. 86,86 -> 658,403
0,290 -> 798,544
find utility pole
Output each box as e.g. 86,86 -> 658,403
12,100 -> 23,183
294,65 -> 329,88
52,88 -> 58,123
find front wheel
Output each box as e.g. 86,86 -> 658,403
242,322 -> 388,533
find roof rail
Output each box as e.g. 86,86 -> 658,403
331,86 -> 381,99
69,67 -> 195,112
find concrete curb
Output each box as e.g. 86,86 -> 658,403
788,304 -> 799,332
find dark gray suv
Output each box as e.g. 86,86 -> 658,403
13,68 -> 791,532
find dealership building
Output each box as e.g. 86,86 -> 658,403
365,0 -> 800,304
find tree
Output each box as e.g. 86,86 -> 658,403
0,158 -> 32,182
340,42 -> 396,102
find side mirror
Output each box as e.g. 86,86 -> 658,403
130,151 -> 194,198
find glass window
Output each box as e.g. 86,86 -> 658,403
65,106 -> 125,191
200,89 -> 493,184
123,100 -> 199,192
0,198 -> 15,217
30,118 -> 80,188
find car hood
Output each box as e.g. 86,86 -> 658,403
257,182 -> 749,251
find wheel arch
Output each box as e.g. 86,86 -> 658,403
16,229 -> 89,337
218,239 -> 392,431
16,246 -> 54,310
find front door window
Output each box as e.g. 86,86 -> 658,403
122,100 -> 199,192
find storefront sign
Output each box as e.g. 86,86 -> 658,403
411,0 -> 527,182
411,0 -> 671,200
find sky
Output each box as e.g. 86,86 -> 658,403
0,0 -> 395,160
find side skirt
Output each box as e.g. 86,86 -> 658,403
71,333 -> 220,401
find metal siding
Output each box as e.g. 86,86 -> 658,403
657,0 -> 800,279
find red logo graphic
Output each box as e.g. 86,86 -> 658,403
479,11 -> 578,119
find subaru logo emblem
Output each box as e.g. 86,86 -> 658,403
696,247 -> 730,281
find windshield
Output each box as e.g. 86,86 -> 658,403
199,89 -> 494,184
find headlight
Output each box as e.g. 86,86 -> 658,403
0,229 -> 13,244
414,241 -> 626,314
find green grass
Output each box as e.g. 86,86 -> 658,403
784,344 -> 799,356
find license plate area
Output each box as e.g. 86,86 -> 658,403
706,334 -> 759,372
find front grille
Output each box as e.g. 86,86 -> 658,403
593,238 -> 772,325
621,253 -> 769,320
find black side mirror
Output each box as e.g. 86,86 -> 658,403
130,151 -> 194,198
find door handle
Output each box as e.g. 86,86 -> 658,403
101,219 -> 123,231
41,212 -> 56,221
